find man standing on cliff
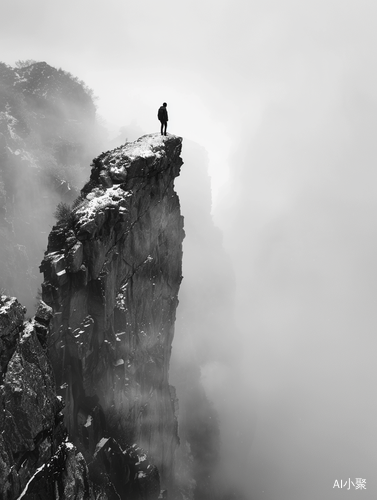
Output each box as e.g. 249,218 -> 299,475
158,102 -> 168,136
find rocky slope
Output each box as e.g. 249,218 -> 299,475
39,133 -> 184,497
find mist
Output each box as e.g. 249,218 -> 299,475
211,15 -> 377,497
174,2 -> 377,496
0,62 -> 107,313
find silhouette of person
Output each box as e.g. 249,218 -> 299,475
158,102 -> 168,136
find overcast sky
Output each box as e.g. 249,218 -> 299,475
2,1 -> 377,498
2,0 -> 376,199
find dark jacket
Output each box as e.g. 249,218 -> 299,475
158,106 -> 168,122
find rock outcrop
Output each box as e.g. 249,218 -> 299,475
39,133 -> 184,497
0,296 -> 90,499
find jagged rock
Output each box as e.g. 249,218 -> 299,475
40,134 -> 184,496
99,171 -> 113,188
14,441 -> 92,500
0,298 -> 92,499
0,296 -> 26,375
89,437 -> 130,498
67,242 -> 84,273
35,300 -> 53,324
121,443 -> 160,500
57,443 -> 91,500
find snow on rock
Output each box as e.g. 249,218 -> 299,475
0,295 -> 26,373
0,296 -> 91,499
75,185 -> 132,226
0,104 -> 21,142
0,295 -> 24,317
105,133 -> 170,181
87,132 -> 182,186
135,453 -> 147,465
17,463 -> 47,499
94,437 -> 110,456
84,415 -> 93,428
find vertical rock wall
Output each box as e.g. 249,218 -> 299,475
40,134 -> 184,494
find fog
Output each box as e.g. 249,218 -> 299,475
0,62 -> 106,314
3,0 -> 377,498
212,10 -> 377,495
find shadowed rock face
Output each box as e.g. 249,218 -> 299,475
0,296 -> 91,499
40,133 -> 184,496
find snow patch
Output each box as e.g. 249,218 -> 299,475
135,454 -> 147,465
94,437 -> 109,456
0,296 -> 18,315
17,463 -> 46,499
114,358 -> 124,367
84,415 -> 93,428
75,186 -> 131,226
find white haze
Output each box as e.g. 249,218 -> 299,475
2,0 -> 377,498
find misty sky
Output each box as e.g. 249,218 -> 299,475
2,1 -> 377,498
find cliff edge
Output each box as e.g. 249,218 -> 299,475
39,133 -> 184,497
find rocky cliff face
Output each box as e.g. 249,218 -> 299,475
39,133 -> 184,497
0,296 -> 91,499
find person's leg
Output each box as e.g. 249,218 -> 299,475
163,122 -> 167,135
160,121 -> 163,135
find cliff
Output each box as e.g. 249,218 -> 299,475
0,132 -> 238,499
39,133 -> 184,497
0,296 -> 91,499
